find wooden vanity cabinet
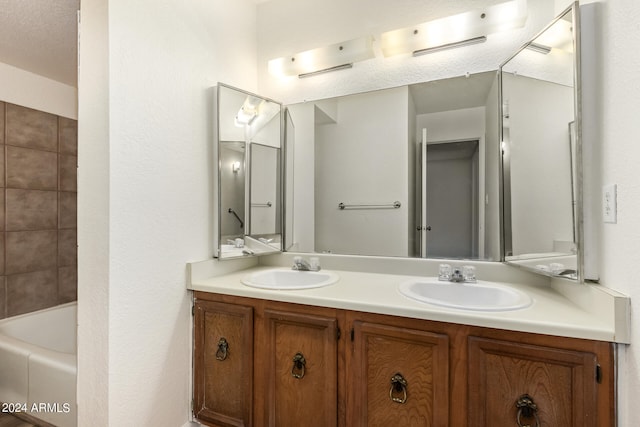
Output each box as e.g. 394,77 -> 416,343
192,292 -> 615,427
258,308 -> 339,426
193,293 -> 341,427
193,299 -> 254,427
348,320 -> 449,426
467,333 -> 615,427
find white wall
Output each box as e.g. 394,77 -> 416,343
0,61 -> 77,119
503,74 -> 574,255
219,145 -> 245,237
314,87 -> 410,256
77,1 -> 257,426
77,1 -> 109,424
250,144 -> 279,235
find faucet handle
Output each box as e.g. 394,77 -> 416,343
309,257 -> 321,271
438,264 -> 451,281
463,265 -> 476,283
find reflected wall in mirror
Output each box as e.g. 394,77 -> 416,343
500,2 -> 582,281
250,143 -> 282,246
287,71 -> 502,260
284,109 -> 295,252
220,141 -> 246,239
213,83 -> 284,259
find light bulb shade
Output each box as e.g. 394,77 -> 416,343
234,95 -> 263,127
268,36 -> 375,78
381,0 -> 527,57
526,42 -> 552,55
413,36 -> 487,56
532,17 -> 573,52
235,106 -> 257,126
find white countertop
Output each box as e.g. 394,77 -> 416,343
187,254 -> 630,343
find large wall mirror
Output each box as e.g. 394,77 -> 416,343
213,84 -> 284,259
286,71 -> 502,260
500,2 -> 582,281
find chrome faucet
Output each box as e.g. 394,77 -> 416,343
438,264 -> 476,283
450,267 -> 465,282
292,256 -> 321,272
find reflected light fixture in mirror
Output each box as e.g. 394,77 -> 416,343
533,16 -> 573,52
268,36 -> 375,78
380,0 -> 528,57
526,42 -> 551,55
235,96 -> 261,126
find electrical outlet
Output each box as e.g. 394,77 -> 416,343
603,184 -> 617,223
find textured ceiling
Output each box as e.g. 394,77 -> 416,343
0,0 -> 79,86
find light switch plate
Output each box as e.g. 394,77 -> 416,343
603,184 -> 617,223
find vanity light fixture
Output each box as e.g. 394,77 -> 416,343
380,0 -> 527,57
526,42 -> 552,55
298,63 -> 353,79
268,36 -> 375,78
413,36 -> 487,56
232,161 -> 241,174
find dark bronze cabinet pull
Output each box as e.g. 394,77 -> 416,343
215,337 -> 229,361
389,373 -> 408,404
291,352 -> 306,379
516,394 -> 540,427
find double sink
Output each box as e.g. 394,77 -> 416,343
241,268 -> 532,312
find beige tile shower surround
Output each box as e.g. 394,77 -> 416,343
0,102 -> 77,318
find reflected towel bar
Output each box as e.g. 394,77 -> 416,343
228,208 -> 244,228
251,202 -> 272,207
338,201 -> 401,210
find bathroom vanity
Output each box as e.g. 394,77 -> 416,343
188,255 -> 627,427
193,3 -> 628,426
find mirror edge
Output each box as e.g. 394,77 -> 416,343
212,84 -> 222,258
213,82 -> 285,260
499,1 -> 585,283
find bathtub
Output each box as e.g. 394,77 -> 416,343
0,302 -> 77,427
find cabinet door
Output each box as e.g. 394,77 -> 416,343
261,309 -> 338,427
194,300 -> 254,427
350,321 -> 449,426
468,336 -> 599,427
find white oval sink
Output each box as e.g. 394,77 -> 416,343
398,278 -> 532,311
241,268 -> 339,290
